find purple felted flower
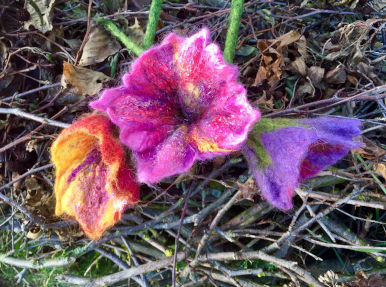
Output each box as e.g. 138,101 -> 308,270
91,28 -> 260,183
243,117 -> 362,210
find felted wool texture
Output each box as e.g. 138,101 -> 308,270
244,117 -> 362,211
51,115 -> 139,238
91,28 -> 260,183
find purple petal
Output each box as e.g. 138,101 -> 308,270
245,117 -> 362,210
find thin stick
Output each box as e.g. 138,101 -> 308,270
172,181 -> 195,287
0,108 -> 69,128
74,0 -> 93,65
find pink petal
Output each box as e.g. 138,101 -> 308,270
135,125 -> 197,183
193,83 -> 260,159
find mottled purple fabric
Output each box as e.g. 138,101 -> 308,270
91,28 -> 260,183
244,117 -> 362,210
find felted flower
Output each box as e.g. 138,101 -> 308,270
51,115 -> 139,238
243,117 -> 362,210
90,28 -> 260,183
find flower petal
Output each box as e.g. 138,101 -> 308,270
135,124 -> 197,183
244,117 -> 362,210
193,83 -> 260,159
51,115 -> 139,238
176,29 -> 239,117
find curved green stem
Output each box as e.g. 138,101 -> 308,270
97,18 -> 144,56
142,0 -> 163,50
223,0 -> 245,63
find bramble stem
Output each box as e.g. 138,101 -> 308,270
97,18 -> 144,56
142,0 -> 163,50
223,0 -> 244,63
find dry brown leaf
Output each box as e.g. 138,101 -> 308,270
288,58 -> 307,76
237,179 -> 257,201
352,137 -> 384,160
253,40 -> 284,88
325,67 -> 347,84
277,30 -> 300,48
61,62 -> 111,96
27,227 -> 44,239
375,163 -> 386,180
296,36 -> 308,60
308,66 -> 325,85
346,75 -> 358,88
79,22 -> 122,66
254,91 -> 275,110
296,80 -> 315,98
24,0 -> 55,33
127,18 -> 145,47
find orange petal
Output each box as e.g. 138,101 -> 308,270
51,115 -> 139,238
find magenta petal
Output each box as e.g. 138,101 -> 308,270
135,125 -> 197,183
245,117 -> 362,210
195,83 -> 260,159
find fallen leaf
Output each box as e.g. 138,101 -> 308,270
296,36 -> 308,60
277,30 -> 300,48
346,75 -> 358,88
61,62 -> 111,96
24,0 -> 55,34
126,18 -> 145,47
353,137 -> 384,160
325,67 -> 347,84
79,22 -> 122,66
62,38 -> 82,55
308,66 -> 325,85
296,80 -> 315,98
375,163 -> 386,180
237,179 -> 257,201
253,40 -> 284,88
288,58 -> 307,76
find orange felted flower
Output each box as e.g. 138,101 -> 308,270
51,115 -> 139,238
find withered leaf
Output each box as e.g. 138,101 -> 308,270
325,67 -> 347,84
24,0 -> 55,33
126,18 -> 145,47
237,180 -> 257,201
79,22 -> 122,66
375,163 -> 386,180
308,66 -> 325,85
288,58 -> 307,76
277,30 -> 300,48
61,62 -> 111,96
346,75 -> 358,88
353,137 -> 384,160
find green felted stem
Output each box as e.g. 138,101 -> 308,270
97,18 -> 144,56
142,0 -> 163,50
223,0 -> 244,63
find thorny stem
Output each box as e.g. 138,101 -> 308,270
97,18 -> 144,56
223,0 -> 244,63
142,0 -> 163,50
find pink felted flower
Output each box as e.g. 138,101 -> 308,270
91,28 -> 260,183
244,117 -> 362,210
